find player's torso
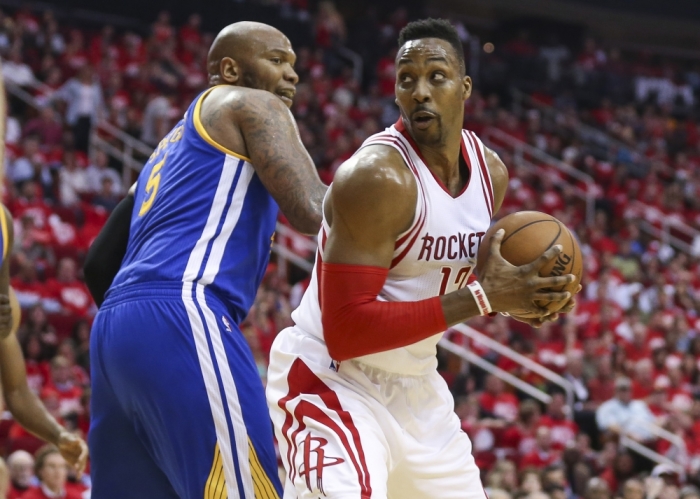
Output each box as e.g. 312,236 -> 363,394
293,121 -> 495,374
109,88 -> 279,322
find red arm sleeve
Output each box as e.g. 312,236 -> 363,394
320,262 -> 448,361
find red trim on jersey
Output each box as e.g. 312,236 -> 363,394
464,132 -> 493,217
316,228 -> 328,310
278,358 -> 372,497
468,131 -> 494,212
382,136 -> 430,266
320,263 -> 447,360
355,131 -> 431,268
391,214 -> 426,268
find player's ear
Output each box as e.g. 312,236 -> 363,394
462,75 -> 472,101
220,57 -> 240,84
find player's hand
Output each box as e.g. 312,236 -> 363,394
57,431 -> 89,477
508,285 -> 582,328
0,294 -> 13,339
479,229 -> 575,316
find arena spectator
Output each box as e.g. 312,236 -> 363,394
44,356 -> 82,420
2,46 -> 38,88
57,150 -> 89,207
22,106 -> 63,153
6,450 -> 34,499
85,149 -> 121,196
44,258 -> 93,318
596,377 -> 656,441
479,374 -> 520,422
520,426 -> 562,470
51,64 -> 105,152
20,445 -> 82,499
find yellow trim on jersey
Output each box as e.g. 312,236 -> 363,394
248,437 -> 280,499
194,87 -> 251,162
0,206 -> 8,262
204,443 -> 228,499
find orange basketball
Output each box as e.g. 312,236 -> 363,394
476,211 -> 583,316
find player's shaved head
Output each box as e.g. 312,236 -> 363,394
207,21 -> 293,86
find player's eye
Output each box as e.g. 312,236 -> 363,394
271,57 -> 282,64
399,74 -> 413,83
433,72 -> 446,81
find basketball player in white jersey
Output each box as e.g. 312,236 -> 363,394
267,19 -> 578,498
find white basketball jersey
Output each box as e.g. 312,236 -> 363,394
292,120 -> 495,375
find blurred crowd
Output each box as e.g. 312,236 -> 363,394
0,1 -> 698,498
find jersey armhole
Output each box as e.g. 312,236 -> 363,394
192,87 -> 252,162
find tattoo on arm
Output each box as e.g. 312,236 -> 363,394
233,93 -> 327,235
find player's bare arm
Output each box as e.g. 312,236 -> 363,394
0,206 -> 14,339
202,86 -> 327,235
0,333 -> 88,474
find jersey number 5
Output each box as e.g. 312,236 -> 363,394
439,266 -> 472,295
139,153 -> 167,216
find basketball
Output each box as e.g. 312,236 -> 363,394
476,211 -> 583,316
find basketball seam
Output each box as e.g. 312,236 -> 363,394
501,219 -> 558,245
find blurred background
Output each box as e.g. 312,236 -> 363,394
1,0 -> 700,497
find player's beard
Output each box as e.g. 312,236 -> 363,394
242,71 -> 265,91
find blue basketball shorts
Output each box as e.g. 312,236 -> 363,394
89,283 -> 282,499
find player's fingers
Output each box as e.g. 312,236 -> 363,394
535,274 -> 575,290
522,245 -> 563,275
533,291 -> 571,303
0,295 -> 10,304
576,284 -> 582,294
488,229 -> 506,259
559,299 -> 577,314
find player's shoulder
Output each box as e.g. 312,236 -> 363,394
208,85 -> 288,115
333,144 -> 416,197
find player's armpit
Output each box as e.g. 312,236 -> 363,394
84,194 -> 135,306
483,147 -> 508,214
232,90 -> 327,235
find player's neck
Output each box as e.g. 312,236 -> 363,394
417,132 -> 463,194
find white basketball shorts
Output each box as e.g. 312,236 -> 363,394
265,325 -> 487,499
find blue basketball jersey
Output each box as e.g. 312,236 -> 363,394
110,87 -> 279,322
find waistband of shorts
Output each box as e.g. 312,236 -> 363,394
103,281 -> 221,307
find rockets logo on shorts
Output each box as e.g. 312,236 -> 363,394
299,433 -> 345,495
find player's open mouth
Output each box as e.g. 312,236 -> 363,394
412,111 -> 437,129
277,89 -> 296,105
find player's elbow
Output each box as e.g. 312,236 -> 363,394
322,317 -> 355,362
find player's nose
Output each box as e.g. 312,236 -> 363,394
284,66 -> 299,86
412,77 -> 431,102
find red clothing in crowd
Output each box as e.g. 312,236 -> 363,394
519,449 -> 561,470
8,485 -> 28,499
21,486 -> 83,499
479,392 -> 520,422
538,415 -> 578,451
44,278 -> 93,317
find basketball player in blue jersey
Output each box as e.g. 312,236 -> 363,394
0,204 -> 88,473
86,22 -> 325,499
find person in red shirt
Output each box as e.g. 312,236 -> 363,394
44,357 -> 83,420
519,426 -> 561,470
539,392 -> 579,451
479,374 -> 521,422
631,358 -> 655,400
6,450 -> 34,499
44,258 -> 93,318
20,445 -> 82,499
588,355 -> 617,404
